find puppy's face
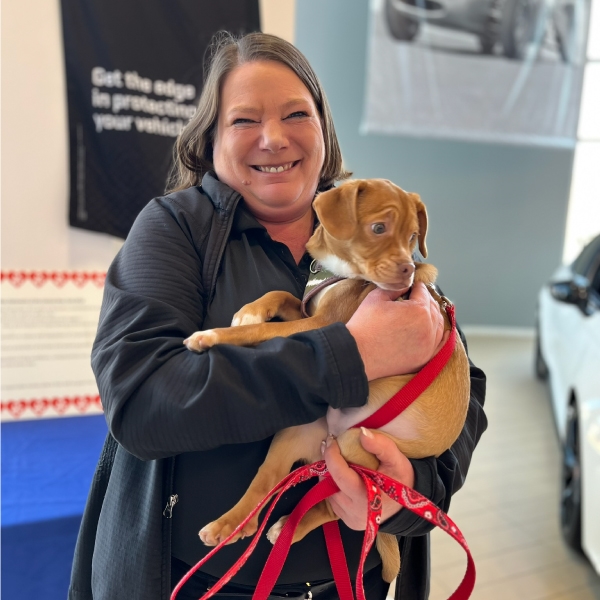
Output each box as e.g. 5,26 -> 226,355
307,179 -> 428,293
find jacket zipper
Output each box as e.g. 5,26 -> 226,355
162,457 -> 177,600
163,493 -> 179,518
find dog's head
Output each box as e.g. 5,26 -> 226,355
307,179 -> 428,293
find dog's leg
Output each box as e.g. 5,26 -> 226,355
231,291 -> 303,326
414,262 -> 438,285
267,499 -> 338,545
185,281 -> 368,353
267,429 -> 379,543
199,418 -> 327,546
268,505 -> 399,582
268,428 -> 401,581
377,533 -> 401,582
267,428 -> 380,544
185,313 -> 331,352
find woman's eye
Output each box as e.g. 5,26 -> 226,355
372,223 -> 386,234
286,111 -> 308,119
232,118 -> 255,125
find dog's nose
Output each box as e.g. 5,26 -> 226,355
397,262 -> 415,278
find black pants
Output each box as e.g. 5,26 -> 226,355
171,557 -> 390,600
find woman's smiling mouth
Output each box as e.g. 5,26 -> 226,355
252,161 -> 298,173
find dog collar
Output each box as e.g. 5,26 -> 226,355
301,260 -> 345,318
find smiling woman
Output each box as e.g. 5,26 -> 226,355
212,60 -> 326,234
167,33 -> 349,262
68,31 -> 487,600
168,32 -> 347,195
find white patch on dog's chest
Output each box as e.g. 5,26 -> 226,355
318,255 -> 357,278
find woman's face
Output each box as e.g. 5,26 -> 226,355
212,60 -> 326,224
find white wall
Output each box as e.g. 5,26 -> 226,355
0,0 -> 296,271
1,0 -> 122,271
295,0 -> 575,328
260,0 -> 296,44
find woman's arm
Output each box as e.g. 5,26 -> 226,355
93,197 -> 369,461
346,285 -> 447,381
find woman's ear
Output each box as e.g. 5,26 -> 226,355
313,181 -> 361,240
411,193 -> 428,258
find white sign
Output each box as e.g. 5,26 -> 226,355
1,272 -> 105,421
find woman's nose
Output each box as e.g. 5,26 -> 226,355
259,120 -> 288,152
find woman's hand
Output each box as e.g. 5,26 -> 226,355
322,428 -> 414,529
346,282 -> 446,381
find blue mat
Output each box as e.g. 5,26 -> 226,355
1,515 -> 83,599
1,415 -> 108,600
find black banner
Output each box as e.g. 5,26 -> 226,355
61,0 -> 260,239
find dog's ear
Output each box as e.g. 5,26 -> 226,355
411,193 -> 428,258
313,182 -> 360,240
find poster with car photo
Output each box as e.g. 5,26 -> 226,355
362,0 -> 591,146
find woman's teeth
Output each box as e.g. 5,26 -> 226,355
256,162 -> 294,173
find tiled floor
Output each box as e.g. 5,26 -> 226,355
388,334 -> 600,599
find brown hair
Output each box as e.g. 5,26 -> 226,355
166,31 -> 350,193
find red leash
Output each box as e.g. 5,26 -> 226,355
311,300 -> 460,598
354,302 -> 457,430
170,462 -> 475,600
171,302 -> 475,600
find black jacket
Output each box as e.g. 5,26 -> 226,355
68,173 -> 487,600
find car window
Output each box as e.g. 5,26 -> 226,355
572,234 -> 600,278
592,264 -> 600,296
588,265 -> 600,314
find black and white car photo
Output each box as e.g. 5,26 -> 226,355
385,0 -> 583,60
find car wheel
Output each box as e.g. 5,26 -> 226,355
534,324 -> 549,380
561,401 -> 583,551
554,3 -> 575,63
501,0 -> 538,59
480,0 -> 503,54
385,0 -> 420,41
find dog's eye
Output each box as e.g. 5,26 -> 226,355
371,223 -> 386,234
410,233 -> 417,242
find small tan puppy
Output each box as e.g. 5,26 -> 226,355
185,179 -> 471,582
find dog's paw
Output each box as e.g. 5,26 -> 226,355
266,515 -> 289,545
199,520 -> 236,546
199,517 -> 257,547
231,307 -> 270,327
184,330 -> 219,353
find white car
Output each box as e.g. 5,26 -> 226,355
536,232 -> 600,573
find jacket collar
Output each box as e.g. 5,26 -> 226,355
200,171 -> 265,235
200,171 -> 243,213
201,171 -> 321,237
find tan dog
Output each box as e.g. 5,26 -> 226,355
185,179 -> 471,583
